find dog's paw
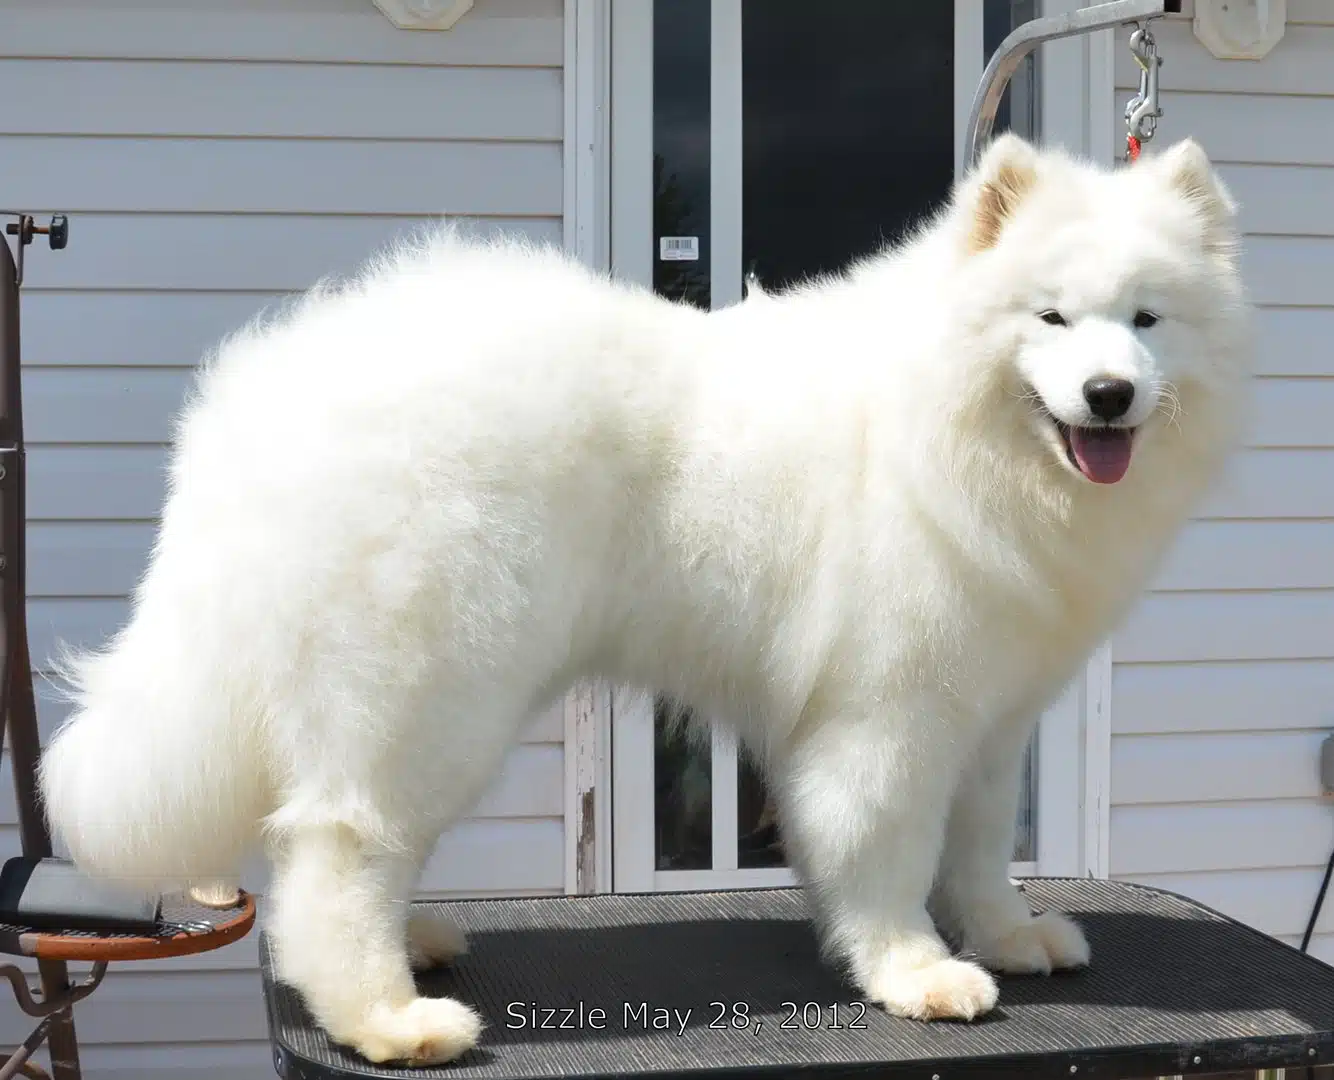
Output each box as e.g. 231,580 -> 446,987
344,996 -> 483,1066
406,911 -> 469,970
865,956 -> 999,1022
970,910 -> 1090,975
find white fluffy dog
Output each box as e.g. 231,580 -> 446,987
38,134 -> 1249,1065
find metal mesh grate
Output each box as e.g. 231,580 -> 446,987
261,878 -> 1334,1080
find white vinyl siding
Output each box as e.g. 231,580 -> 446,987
1107,0 -> 1334,969
0,0 -> 568,1075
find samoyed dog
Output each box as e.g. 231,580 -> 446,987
39,134 -> 1248,1065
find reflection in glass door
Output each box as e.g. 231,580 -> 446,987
611,0 -> 1042,892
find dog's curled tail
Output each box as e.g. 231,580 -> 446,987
37,605 -> 270,895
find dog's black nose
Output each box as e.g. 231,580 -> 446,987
1083,377 -> 1135,421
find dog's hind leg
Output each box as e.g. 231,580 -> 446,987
406,907 -> 469,970
775,705 -> 999,1022
930,712 -> 1090,974
266,821 -> 482,1066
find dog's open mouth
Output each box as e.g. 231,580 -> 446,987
1052,419 -> 1136,485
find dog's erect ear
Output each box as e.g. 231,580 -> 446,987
1154,137 -> 1238,231
963,133 -> 1041,254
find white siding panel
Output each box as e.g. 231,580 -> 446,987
1113,659 -> 1334,735
1110,802 -> 1334,875
28,598 -> 125,672
1290,0 -> 1334,23
22,293 -> 286,368
0,970 -> 267,1048
0,0 -> 563,67
1126,91 -> 1334,166
41,1043 -> 275,1080
0,60 -> 562,140
1111,731 -> 1326,804
1249,308 -> 1334,377
28,447 -> 167,521
1206,373 -> 1329,448
419,818 -> 565,895
1156,0 -> 1334,25
26,369 -> 190,445
1152,520 -> 1334,591
1113,591 -> 1334,664
22,214 -> 561,293
1216,164 -> 1334,237
5,136 -> 562,216
1200,448 -> 1334,518
28,521 -> 155,596
1243,236 -> 1334,307
8,674 -> 561,749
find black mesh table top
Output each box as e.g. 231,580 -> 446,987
260,878 -> 1334,1080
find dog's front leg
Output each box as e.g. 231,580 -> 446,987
775,708 -> 999,1022
930,713 -> 1090,974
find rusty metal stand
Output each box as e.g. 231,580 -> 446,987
0,212 -> 86,1080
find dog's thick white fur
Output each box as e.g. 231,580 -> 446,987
38,135 -> 1249,1065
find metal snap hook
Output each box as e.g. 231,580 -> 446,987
1124,24 -> 1163,156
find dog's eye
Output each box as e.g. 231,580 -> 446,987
1038,310 -> 1067,327
1133,309 -> 1160,329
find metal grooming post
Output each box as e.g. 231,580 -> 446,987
965,0 -> 1182,170
0,212 -> 89,1080
0,214 -> 83,1080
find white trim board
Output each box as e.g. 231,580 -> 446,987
954,0 -> 986,180
607,0 -> 653,287
709,0 -> 743,310
561,0 -> 610,270
610,688 -> 657,893
562,0 -> 613,895
1035,0 -> 1117,878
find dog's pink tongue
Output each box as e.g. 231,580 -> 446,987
1069,427 -> 1133,484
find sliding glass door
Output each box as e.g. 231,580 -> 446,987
609,0 -> 1048,892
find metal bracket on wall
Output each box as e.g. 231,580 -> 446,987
1193,0 -> 1286,60
964,0 -> 1183,169
2,214 -> 68,288
370,0 -> 474,31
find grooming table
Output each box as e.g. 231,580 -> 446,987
259,879 -> 1334,1080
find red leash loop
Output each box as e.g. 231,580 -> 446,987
1126,134 -> 1142,162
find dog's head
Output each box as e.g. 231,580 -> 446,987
951,133 -> 1249,489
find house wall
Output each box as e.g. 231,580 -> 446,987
1106,0 -> 1334,966
0,0 -> 569,1075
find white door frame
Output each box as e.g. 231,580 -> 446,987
1033,0 -> 1119,882
561,0 -> 614,896
564,0 -> 1113,894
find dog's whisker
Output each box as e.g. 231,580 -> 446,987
1152,378 -> 1184,430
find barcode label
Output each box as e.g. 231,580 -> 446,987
659,236 -> 700,262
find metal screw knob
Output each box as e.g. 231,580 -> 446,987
48,214 -> 68,250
